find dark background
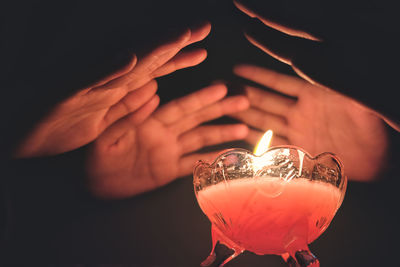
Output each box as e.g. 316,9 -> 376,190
1,0 -> 400,266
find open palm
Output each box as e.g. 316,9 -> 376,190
86,84 -> 249,199
15,22 -> 211,158
231,65 -> 388,181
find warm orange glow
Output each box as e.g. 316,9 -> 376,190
254,130 -> 273,156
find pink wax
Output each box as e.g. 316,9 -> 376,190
197,177 -> 341,255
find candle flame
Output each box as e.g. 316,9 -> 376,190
254,130 -> 273,156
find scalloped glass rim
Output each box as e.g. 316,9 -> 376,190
193,145 -> 347,203
196,145 -> 344,170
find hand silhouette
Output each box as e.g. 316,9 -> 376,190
233,0 -> 400,131
86,84 -> 249,198
15,22 -> 211,158
230,64 -> 389,181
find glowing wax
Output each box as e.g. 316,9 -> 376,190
197,177 -> 341,255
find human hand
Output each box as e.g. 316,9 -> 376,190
86,84 -> 249,199
233,0 -> 400,131
230,64 -> 389,182
15,22 -> 211,158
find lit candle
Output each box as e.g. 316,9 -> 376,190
254,129 -> 273,156
193,130 -> 347,267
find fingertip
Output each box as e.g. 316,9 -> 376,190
190,48 -> 208,64
169,27 -> 191,46
234,124 -> 249,138
201,21 -> 212,35
120,53 -> 138,74
148,79 -> 158,92
233,64 -> 253,76
145,93 -> 160,112
126,93 -> 160,126
247,33 -> 292,65
181,27 -> 192,43
233,0 -> 256,18
145,94 -> 160,116
151,94 -> 160,106
291,65 -> 317,85
139,79 -> 158,92
236,95 -> 250,110
243,31 -> 264,51
188,21 -> 212,44
93,53 -> 138,88
243,31 -> 257,46
198,48 -> 208,61
130,54 -> 138,68
208,83 -> 228,98
191,21 -> 212,36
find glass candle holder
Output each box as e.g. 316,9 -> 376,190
193,146 -> 346,267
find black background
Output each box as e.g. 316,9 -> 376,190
1,0 -> 400,266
